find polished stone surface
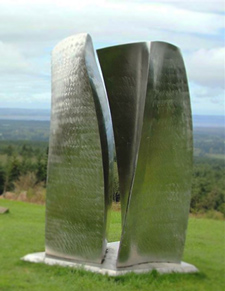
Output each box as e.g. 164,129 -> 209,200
22,242 -> 198,276
98,42 -> 193,267
46,33 -> 114,264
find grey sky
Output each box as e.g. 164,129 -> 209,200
0,0 -> 224,115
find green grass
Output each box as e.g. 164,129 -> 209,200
0,199 -> 224,291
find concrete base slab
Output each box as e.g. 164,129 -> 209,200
22,242 -> 198,276
0,207 -> 9,214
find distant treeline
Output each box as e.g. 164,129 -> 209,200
1,120 -> 224,158
0,141 -> 48,193
194,127 -> 225,157
0,139 -> 224,216
0,120 -> 50,141
0,120 -> 224,214
191,157 -> 224,215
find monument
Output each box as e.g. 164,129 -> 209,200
98,42 -> 193,267
22,33 -> 198,275
45,33 -> 114,264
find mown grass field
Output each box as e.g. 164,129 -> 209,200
0,199 -> 224,291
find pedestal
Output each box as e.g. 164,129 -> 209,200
22,242 -> 198,276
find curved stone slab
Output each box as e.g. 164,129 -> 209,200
46,33 -> 114,264
97,43 -> 150,224
98,42 -> 193,267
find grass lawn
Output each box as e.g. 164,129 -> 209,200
0,199 -> 224,291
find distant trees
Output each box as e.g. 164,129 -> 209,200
36,154 -> 48,183
0,120 -> 50,142
0,163 -> 5,194
0,139 -> 224,217
5,145 -> 14,156
191,157 -> 225,215
0,141 -> 48,194
194,128 -> 225,156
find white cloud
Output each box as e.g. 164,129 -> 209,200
190,82 -> 224,100
168,0 -> 225,13
190,82 -> 225,115
0,0 -> 224,114
0,0 -> 224,41
186,47 -> 225,88
0,42 -> 33,74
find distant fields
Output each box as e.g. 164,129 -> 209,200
193,127 -> 224,160
0,120 -> 50,141
206,153 -> 225,160
0,119 -> 224,215
1,119 -> 224,160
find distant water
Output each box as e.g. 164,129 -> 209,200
0,108 -> 224,128
193,115 -> 224,128
0,108 -> 50,121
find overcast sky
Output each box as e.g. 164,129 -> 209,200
0,0 -> 224,115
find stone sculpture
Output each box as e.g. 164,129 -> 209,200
23,33 -> 196,275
